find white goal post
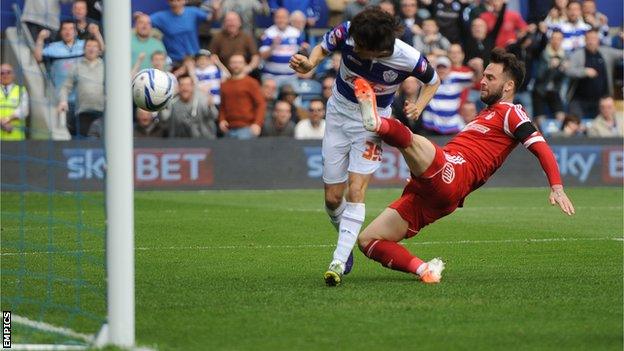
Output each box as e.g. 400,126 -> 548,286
101,0 -> 135,347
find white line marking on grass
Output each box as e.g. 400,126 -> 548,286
2,237 -> 621,256
12,314 -> 94,343
11,344 -> 88,350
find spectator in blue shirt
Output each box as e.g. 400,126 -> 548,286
34,21 -> 87,92
146,0 -> 215,67
268,0 -> 323,27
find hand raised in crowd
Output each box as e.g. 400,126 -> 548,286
87,23 -> 100,36
38,29 -> 51,41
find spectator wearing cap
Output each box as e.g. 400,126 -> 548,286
209,12 -> 260,75
145,0 -> 216,67
420,56 -> 473,135
259,8 -> 303,88
262,100 -> 295,137
219,54 -> 266,139
295,98 -> 325,139
189,49 -> 230,107
131,14 -> 167,72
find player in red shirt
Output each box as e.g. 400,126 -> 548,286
323,48 -> 575,286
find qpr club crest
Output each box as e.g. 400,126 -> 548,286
382,70 -> 398,83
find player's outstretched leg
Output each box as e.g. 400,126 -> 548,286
354,78 -> 413,149
357,208 -> 445,283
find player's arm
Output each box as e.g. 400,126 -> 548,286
513,120 -> 575,216
289,44 -> 329,74
290,21 -> 346,74
405,56 -> 440,119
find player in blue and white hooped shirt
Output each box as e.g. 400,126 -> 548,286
289,7 -> 440,286
260,8 -> 304,88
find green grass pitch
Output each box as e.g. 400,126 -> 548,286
1,187 -> 623,350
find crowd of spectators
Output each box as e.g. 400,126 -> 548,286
1,0 -> 623,141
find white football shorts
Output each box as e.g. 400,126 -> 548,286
322,93 -> 392,184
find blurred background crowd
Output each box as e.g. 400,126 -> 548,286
0,0 -> 622,141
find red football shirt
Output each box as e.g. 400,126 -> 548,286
480,10 -> 528,48
444,101 -> 539,191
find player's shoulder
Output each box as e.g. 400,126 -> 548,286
381,39 -> 423,70
492,102 -> 530,121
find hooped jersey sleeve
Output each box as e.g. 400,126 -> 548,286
321,22 -> 350,53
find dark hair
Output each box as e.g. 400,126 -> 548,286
151,51 -> 166,60
561,114 -> 580,130
567,1 -> 581,9
177,73 -> 193,83
349,6 -> 403,54
550,28 -> 563,36
585,28 -> 600,36
309,98 -> 325,107
489,48 -> 525,93
60,20 -> 76,30
83,36 -> 100,49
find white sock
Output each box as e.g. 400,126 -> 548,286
325,198 -> 346,232
332,202 -> 365,263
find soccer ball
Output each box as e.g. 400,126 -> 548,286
132,68 -> 174,112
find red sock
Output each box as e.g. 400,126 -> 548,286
378,117 -> 413,149
363,239 -> 424,274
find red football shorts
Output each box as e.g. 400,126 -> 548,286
389,142 -> 468,238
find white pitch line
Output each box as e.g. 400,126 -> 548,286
12,314 -> 94,343
1,237 -> 621,256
